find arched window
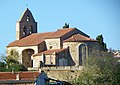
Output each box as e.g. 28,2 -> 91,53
26,14 -> 29,22
30,26 -> 33,34
79,44 -> 87,66
22,49 -> 34,67
23,26 -> 27,36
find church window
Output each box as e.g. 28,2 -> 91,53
26,14 -> 29,22
23,26 -> 27,36
30,26 -> 33,34
79,44 -> 87,66
49,46 -> 53,49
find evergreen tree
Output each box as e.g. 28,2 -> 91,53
96,34 -> 107,51
63,23 -> 69,28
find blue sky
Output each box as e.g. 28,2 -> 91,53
0,0 -> 120,54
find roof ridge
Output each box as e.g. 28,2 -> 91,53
63,33 -> 96,42
45,28 -> 76,39
37,31 -> 55,34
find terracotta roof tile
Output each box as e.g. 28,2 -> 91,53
63,34 -> 97,42
34,48 -> 68,56
0,71 -> 39,80
45,28 -> 75,39
8,32 -> 54,47
7,28 -> 76,47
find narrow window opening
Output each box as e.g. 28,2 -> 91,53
49,46 -> 53,49
30,26 -> 33,34
26,14 -> 29,22
23,26 -> 27,36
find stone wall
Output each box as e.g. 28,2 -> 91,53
32,55 -> 41,68
88,42 -> 103,57
38,41 -> 47,52
45,38 -> 61,49
45,54 -> 56,65
42,66 -> 82,82
63,42 -> 82,66
63,41 -> 103,66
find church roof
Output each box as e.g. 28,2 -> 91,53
33,48 -> 68,56
7,28 -> 77,47
45,28 -> 75,39
8,32 -> 54,47
63,33 -> 97,42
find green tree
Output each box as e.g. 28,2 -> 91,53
96,34 -> 107,51
0,54 -> 7,72
6,49 -> 27,71
72,52 -> 120,85
0,49 -> 27,72
0,62 -> 6,72
7,49 -> 19,60
63,23 -> 69,28
0,54 -> 6,63
6,58 -> 27,71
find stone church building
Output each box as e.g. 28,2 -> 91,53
7,8 -> 102,68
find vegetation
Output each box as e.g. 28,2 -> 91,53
96,34 -> 107,51
0,62 -> 6,72
72,52 -> 120,85
63,23 -> 69,28
0,49 -> 27,72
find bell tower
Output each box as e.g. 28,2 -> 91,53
16,8 -> 37,40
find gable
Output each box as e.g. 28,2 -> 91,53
19,8 -> 35,22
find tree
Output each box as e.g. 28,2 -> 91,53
63,23 -> 69,28
6,49 -> 27,71
0,54 -> 6,62
0,62 -> 6,72
0,49 -> 27,72
6,58 -> 27,71
96,34 -> 107,51
7,49 -> 19,60
72,52 -> 120,85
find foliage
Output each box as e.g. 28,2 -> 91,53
0,54 -> 6,62
6,58 -> 27,72
0,49 -> 27,72
0,62 -> 6,72
63,23 -> 69,28
72,52 -> 120,85
7,49 -> 19,60
96,34 -> 107,51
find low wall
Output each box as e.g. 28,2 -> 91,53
42,66 -> 83,82
42,66 -> 82,70
28,66 -> 83,82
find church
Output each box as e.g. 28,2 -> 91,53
7,8 -> 103,69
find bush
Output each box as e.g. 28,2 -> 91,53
0,62 -> 6,72
72,53 -> 120,85
0,49 -> 27,72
